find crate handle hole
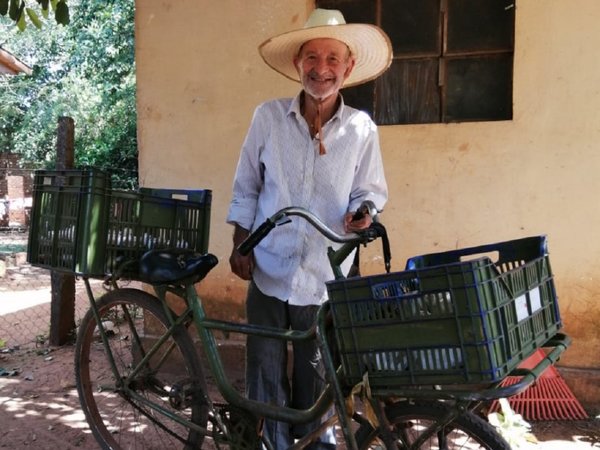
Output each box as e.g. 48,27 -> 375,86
460,250 -> 499,264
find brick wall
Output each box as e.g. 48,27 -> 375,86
0,153 -> 33,227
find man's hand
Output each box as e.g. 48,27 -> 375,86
344,210 -> 372,232
229,224 -> 255,280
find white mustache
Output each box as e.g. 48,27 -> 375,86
308,70 -> 334,82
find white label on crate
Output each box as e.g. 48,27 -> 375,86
530,287 -> 542,313
515,294 -> 529,322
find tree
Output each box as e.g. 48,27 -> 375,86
0,0 -> 69,31
0,0 -> 137,188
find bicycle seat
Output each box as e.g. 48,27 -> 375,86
139,248 -> 218,285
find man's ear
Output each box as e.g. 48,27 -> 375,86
293,55 -> 302,76
343,57 -> 356,80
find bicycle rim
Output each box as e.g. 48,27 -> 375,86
355,401 -> 511,450
75,288 -> 208,450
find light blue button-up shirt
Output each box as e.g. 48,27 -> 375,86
227,92 -> 388,305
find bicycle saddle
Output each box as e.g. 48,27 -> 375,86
139,248 -> 218,285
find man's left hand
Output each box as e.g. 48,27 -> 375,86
344,211 -> 372,232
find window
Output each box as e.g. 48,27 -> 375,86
317,0 -> 515,125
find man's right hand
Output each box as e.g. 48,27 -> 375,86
229,224 -> 254,280
230,248 -> 254,280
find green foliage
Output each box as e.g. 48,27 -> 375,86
0,0 -> 138,188
0,0 -> 68,30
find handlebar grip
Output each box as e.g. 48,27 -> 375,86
237,219 -> 276,256
352,200 -> 379,223
351,210 -> 365,221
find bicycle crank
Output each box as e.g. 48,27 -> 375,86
168,378 -> 200,410
216,405 -> 263,450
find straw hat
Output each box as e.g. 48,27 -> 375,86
259,8 -> 392,88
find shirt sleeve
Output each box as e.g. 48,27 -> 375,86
226,105 -> 266,230
347,116 -> 388,213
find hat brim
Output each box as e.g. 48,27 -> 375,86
258,23 -> 392,88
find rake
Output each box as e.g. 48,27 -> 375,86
489,349 -> 588,420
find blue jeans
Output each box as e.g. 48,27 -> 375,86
245,281 -> 336,450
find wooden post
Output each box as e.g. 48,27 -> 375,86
49,117 -> 76,346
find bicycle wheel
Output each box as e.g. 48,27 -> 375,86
75,288 -> 209,450
355,401 -> 511,450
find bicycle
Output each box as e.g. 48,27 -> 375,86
25,170 -> 569,450
66,204 -> 568,450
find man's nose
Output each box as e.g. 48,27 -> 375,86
312,58 -> 330,74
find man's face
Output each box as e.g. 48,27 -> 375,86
294,38 -> 355,101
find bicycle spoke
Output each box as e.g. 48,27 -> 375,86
355,401 -> 511,450
75,288 -> 208,450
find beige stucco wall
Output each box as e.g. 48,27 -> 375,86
135,0 -> 600,403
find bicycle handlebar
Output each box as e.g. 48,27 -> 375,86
237,219 -> 277,256
237,205 -> 381,256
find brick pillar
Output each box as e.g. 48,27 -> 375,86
7,175 -> 26,226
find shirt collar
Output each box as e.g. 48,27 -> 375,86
289,91 -> 303,117
288,91 -> 346,123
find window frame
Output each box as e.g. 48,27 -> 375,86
317,0 -> 516,125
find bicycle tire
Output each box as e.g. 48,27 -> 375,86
355,401 -> 511,450
75,288 -> 209,450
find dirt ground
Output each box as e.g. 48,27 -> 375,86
0,343 -> 598,450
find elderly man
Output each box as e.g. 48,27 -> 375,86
227,8 -> 392,449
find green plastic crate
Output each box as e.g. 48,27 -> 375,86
105,188 -> 211,276
28,169 -> 212,278
326,236 -> 562,388
27,169 -> 111,274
